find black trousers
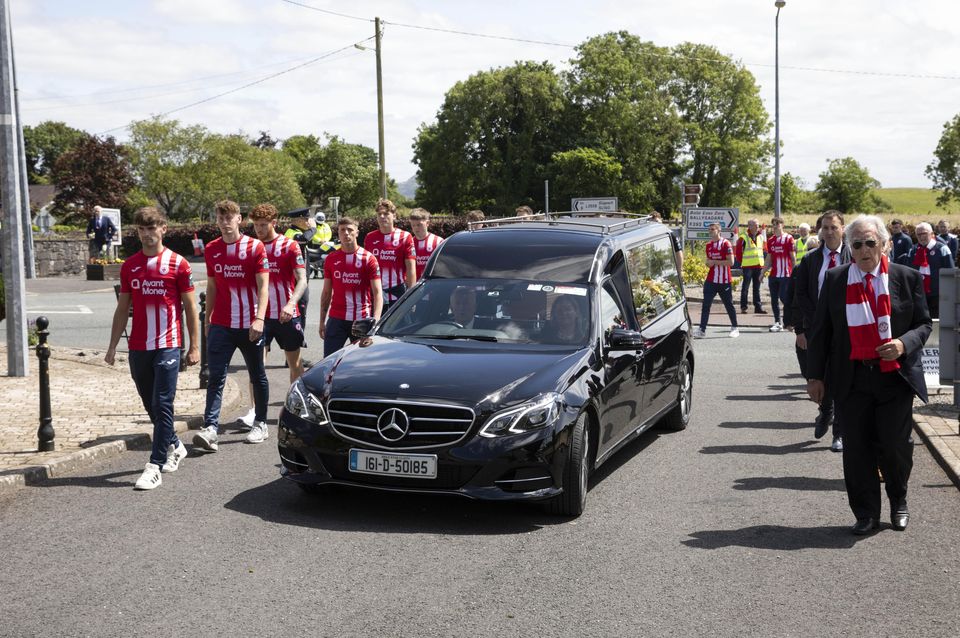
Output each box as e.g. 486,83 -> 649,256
839,362 -> 914,520
797,345 -> 843,437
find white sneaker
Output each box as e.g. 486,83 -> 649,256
245,421 -> 269,444
729,328 -> 740,338
161,441 -> 187,473
192,426 -> 219,452
692,328 -> 706,339
237,407 -> 256,431
134,463 -> 162,490
769,322 -> 782,332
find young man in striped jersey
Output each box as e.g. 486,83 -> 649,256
364,198 -> 415,310
693,223 -> 739,339
105,207 -> 200,490
320,217 -> 383,358
231,204 -> 310,429
763,217 -> 795,332
409,207 -> 443,280
194,200 -> 271,449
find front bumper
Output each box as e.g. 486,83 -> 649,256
277,407 -> 574,502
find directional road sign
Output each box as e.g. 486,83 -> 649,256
685,207 -> 738,230
685,229 -> 738,241
572,197 -> 619,213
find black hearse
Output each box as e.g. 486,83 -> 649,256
278,213 -> 694,517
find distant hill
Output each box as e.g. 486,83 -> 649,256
397,175 -> 418,199
873,188 -> 959,215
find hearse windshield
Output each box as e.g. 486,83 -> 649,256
378,279 -> 592,346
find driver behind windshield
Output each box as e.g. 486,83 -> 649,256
449,286 -> 477,328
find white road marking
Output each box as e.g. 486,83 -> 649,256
27,305 -> 93,314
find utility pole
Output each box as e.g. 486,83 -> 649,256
375,17 -> 386,199
0,0 -> 28,376
12,26 -> 33,278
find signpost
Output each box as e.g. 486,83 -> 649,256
684,207 -> 739,240
571,197 -> 618,213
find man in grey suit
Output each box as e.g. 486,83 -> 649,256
793,211 -> 851,451
806,214 -> 930,535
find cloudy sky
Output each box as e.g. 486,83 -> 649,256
11,0 -> 960,192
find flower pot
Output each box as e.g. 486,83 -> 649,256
86,264 -> 123,280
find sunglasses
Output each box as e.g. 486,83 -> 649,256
851,239 -> 879,250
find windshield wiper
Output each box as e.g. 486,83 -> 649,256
414,334 -> 499,342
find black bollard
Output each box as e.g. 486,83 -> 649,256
35,316 -> 55,452
199,292 -> 209,389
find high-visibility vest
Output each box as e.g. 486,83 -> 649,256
315,223 -> 333,244
795,234 -> 809,262
739,232 -> 765,267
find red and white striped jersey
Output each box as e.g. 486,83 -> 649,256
705,238 -> 733,284
767,233 -> 795,278
262,235 -> 305,319
414,233 -> 443,279
364,229 -> 415,301
205,235 -> 269,329
324,248 -> 381,321
120,248 -> 194,351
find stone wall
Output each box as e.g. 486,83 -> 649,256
33,238 -> 87,277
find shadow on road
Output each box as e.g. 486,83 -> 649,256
23,468 -> 140,489
716,420 -> 811,431
732,476 -> 846,491
700,440 -> 825,455
223,478 -> 569,535
725,392 -> 807,402
682,525 -> 874,550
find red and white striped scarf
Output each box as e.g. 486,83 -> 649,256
846,254 -> 899,372
912,238 -> 934,294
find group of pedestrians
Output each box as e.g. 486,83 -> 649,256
696,210 -> 940,535
105,198 -> 445,491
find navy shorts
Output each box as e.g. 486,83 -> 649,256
263,315 -> 306,351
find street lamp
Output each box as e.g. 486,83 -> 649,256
774,0 -> 785,218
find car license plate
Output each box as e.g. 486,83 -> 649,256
349,449 -> 438,479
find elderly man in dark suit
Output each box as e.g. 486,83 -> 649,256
806,214 -> 931,535
86,205 -> 117,264
793,211 -> 851,451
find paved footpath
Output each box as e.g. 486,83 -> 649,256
0,342 -> 241,493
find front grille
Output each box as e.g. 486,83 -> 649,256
327,398 -> 475,449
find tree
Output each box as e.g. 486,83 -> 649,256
198,134 -> 304,217
23,121 -> 86,184
282,134 -> 380,212
565,32 -> 681,213
548,147 -> 622,210
413,61 -> 568,214
670,43 -> 773,208
50,135 -> 136,221
765,172 -> 819,214
926,113 -> 960,207
251,131 -> 279,150
128,118 -> 304,220
127,118 -> 208,219
815,157 -> 880,214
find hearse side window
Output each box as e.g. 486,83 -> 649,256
626,236 -> 683,326
599,280 -> 629,340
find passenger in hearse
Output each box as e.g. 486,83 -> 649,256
542,295 -> 587,344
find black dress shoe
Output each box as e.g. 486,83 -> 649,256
891,500 -> 909,531
813,412 -> 832,439
851,518 -> 880,535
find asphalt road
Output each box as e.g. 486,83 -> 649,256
1,326 -> 959,637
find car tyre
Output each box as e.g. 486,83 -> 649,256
545,413 -> 589,518
660,358 -> 692,431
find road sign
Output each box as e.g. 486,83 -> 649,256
682,183 -> 702,205
572,197 -> 618,213
684,207 -> 739,231
686,229 -> 737,241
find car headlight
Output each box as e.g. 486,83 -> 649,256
479,392 -> 562,437
284,379 -> 329,425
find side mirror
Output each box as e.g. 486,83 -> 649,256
351,317 -> 377,339
608,327 -> 645,350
